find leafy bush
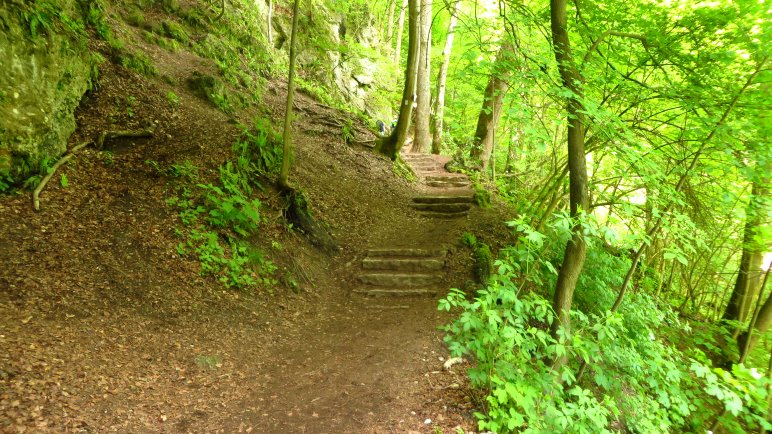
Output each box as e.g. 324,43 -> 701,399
439,217 -> 771,433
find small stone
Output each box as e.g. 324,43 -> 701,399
424,418 -> 432,424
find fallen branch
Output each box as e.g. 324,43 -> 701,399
96,128 -> 154,149
32,141 -> 91,211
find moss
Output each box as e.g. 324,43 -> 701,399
473,243 -> 493,284
114,49 -> 158,76
474,185 -> 491,208
187,71 -> 233,113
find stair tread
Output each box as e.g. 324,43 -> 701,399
354,288 -> 440,297
367,248 -> 447,257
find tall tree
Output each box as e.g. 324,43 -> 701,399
385,0 -> 397,46
393,0 -> 408,64
723,175 -> 770,327
278,0 -> 300,188
548,0 -> 589,340
411,0 -> 432,153
431,0 -> 460,154
377,0 -> 419,159
469,42 -> 512,171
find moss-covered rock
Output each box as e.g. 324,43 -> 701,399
0,1 -> 96,180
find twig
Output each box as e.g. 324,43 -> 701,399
32,141 -> 91,211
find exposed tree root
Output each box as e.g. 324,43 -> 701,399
280,185 -> 338,254
96,128 -> 154,149
32,141 -> 91,211
33,128 -> 155,211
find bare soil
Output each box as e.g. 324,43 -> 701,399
0,22 -> 516,433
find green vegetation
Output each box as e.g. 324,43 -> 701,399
441,217 -> 770,433
164,120 -> 281,291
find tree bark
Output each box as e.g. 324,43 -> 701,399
393,0 -> 408,64
376,0 -> 418,159
385,0 -> 396,45
548,0 -> 589,341
267,0 -> 273,47
279,0 -> 300,188
723,181 -> 768,326
469,43 -> 512,170
411,0 -> 432,153
431,1 -> 459,154
738,268 -> 771,360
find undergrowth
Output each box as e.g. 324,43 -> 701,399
441,216 -> 771,433
165,119 -> 282,291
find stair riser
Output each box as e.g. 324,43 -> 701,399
426,181 -> 471,188
412,196 -> 474,204
358,274 -> 440,287
419,212 -> 469,219
354,289 -> 439,297
367,248 -> 447,257
411,203 -> 471,213
362,258 -> 445,271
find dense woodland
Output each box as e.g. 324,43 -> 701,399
369,0 -> 771,430
1,0 -> 770,431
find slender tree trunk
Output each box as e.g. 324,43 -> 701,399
386,0 -> 396,45
723,181 -> 768,326
431,1 -> 459,154
279,0 -> 300,188
393,0 -> 408,64
504,128 -> 520,172
376,0 -> 418,159
267,0 -> 273,47
548,0 -> 589,341
411,0 -> 432,153
469,43 -> 512,170
738,268 -> 771,361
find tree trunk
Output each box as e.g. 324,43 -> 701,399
469,43 -> 512,170
548,0 -> 589,341
504,127 -> 520,172
723,181 -> 768,326
411,0 -> 432,153
385,0 -> 396,45
738,268 -> 771,360
267,0 -> 273,47
430,0 -> 459,154
393,0 -> 408,64
376,0 -> 418,159
279,0 -> 300,188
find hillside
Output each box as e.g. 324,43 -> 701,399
0,1 -> 512,431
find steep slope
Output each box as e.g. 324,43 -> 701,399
0,3 -> 515,432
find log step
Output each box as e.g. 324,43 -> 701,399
367,248 -> 447,257
411,203 -> 471,213
362,257 -> 445,271
412,195 -> 474,204
358,273 -> 441,287
418,211 -> 469,219
426,180 -> 471,188
354,288 -> 440,297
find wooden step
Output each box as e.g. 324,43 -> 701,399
426,180 -> 471,188
425,174 -> 470,182
411,203 -> 471,213
354,288 -> 440,297
367,248 -> 447,257
412,195 -> 474,204
418,211 -> 469,219
362,257 -> 445,271
358,273 -> 441,287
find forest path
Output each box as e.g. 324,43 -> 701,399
0,62 -> 514,433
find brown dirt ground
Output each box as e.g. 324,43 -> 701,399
0,15 -> 517,433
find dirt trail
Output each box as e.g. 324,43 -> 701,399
0,43 -> 514,433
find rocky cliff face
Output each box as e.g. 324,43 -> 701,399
0,2 -> 95,179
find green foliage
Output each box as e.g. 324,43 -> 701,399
59,173 -> 69,188
392,157 -> 417,182
440,217 -> 771,433
165,124 -> 280,291
166,91 -> 180,106
0,170 -> 16,194
187,71 -> 236,113
473,183 -> 491,208
472,243 -> 492,284
114,49 -> 158,77
461,232 -> 477,248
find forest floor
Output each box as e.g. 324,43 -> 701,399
0,31 -> 518,433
